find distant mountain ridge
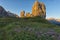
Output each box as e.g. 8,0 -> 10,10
0,6 -> 19,18
47,18 -> 60,26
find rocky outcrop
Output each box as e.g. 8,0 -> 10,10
0,6 -> 19,18
26,12 -> 32,17
20,1 -> 46,18
20,10 -> 25,18
32,1 -> 46,18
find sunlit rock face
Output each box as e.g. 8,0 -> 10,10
20,1 -> 46,18
26,12 -> 32,17
20,10 -> 25,18
32,1 -> 46,18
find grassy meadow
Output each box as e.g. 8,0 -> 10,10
0,17 -> 60,40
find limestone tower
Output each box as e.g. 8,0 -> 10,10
32,0 -> 46,18
26,12 -> 31,17
20,10 -> 25,17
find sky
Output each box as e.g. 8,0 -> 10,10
0,0 -> 60,19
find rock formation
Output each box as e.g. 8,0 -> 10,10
0,6 -> 19,18
26,12 -> 32,17
20,0 -> 46,18
20,10 -> 25,17
32,1 -> 46,18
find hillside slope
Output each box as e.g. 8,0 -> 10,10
0,6 -> 19,17
0,17 -> 60,40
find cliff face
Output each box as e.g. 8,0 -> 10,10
0,6 -> 19,18
32,1 -> 46,18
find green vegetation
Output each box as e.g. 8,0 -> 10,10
0,17 -> 60,40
